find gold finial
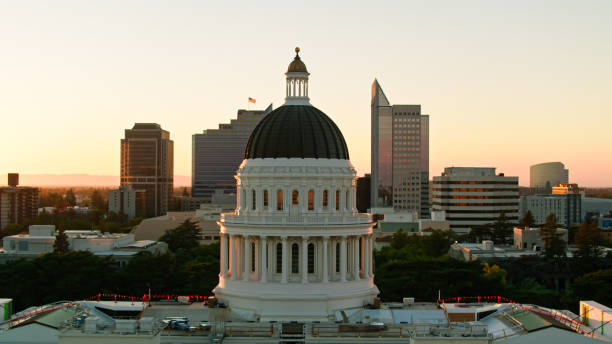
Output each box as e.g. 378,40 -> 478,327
295,47 -> 300,56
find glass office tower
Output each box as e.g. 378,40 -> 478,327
370,80 -> 430,217
192,104 -> 272,199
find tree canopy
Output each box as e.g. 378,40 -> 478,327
159,220 -> 201,252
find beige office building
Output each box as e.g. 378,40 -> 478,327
530,162 -> 568,191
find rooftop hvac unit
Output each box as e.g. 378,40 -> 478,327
84,317 -> 99,333
114,319 -> 137,333
470,323 -> 488,336
139,317 -> 154,332
415,323 -> 431,336
403,297 -> 415,305
482,240 -> 494,250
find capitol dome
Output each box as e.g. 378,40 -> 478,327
214,48 -> 378,322
244,105 -> 349,160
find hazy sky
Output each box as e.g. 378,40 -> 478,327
1,1 -> 611,186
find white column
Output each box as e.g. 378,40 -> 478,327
256,187 -> 263,212
260,236 -> 267,283
230,235 -> 236,280
340,236 -> 347,282
322,236 -> 329,283
330,239 -> 336,280
281,236 -> 288,284
220,233 -> 227,278
301,236 -> 308,284
353,236 -> 360,280
368,235 -> 374,277
243,235 -> 250,281
269,187 -> 275,213
246,188 -> 253,211
363,235 -> 369,278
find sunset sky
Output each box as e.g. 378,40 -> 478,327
1,1 -> 611,187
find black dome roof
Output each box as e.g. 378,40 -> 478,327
244,105 -> 349,160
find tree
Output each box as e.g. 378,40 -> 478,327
540,213 -> 566,258
519,211 -> 535,228
65,189 -> 77,207
482,263 -> 507,284
468,225 -> 492,242
390,229 -> 411,249
575,221 -> 603,259
490,213 -> 513,245
0,224 -> 27,239
159,220 -> 201,252
53,228 -> 70,254
422,230 -> 457,257
90,190 -> 106,211
572,269 -> 612,307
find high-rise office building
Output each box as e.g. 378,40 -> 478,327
530,162 -> 569,193
432,167 -> 519,234
192,105 -> 272,199
370,80 -> 430,217
120,123 -> 173,217
0,174 -> 38,230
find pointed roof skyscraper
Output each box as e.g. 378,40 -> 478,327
371,79 -> 390,107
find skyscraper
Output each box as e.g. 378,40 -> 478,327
370,80 -> 430,217
0,174 -> 38,230
120,123 -> 173,217
191,105 -> 272,200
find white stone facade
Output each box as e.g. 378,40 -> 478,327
213,158 -> 379,321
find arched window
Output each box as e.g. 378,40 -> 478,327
263,190 -> 268,208
292,190 -> 299,205
335,243 -> 340,273
277,190 -> 283,210
276,243 -> 282,273
251,242 -> 256,272
291,243 -> 299,274
252,189 -> 256,210
323,190 -> 328,208
308,190 -> 314,210
308,243 -> 315,273
335,190 -> 340,210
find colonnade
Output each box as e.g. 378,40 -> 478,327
219,233 -> 373,284
286,78 -> 308,98
239,184 -> 355,214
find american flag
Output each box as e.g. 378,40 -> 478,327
248,97 -> 256,104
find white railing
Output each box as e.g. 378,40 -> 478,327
220,213 -> 372,225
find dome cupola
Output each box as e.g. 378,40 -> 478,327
285,47 -> 310,106
244,48 -> 349,160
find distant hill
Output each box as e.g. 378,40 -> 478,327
12,174 -> 191,187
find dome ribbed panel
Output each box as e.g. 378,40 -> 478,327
244,105 -> 349,160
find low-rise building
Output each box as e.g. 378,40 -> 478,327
132,197 -> 235,244
520,183 -> 582,227
371,208 -> 451,249
513,226 -> 568,251
108,186 -> 146,219
0,225 -> 167,265
432,167 -> 519,234
449,241 -> 539,261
